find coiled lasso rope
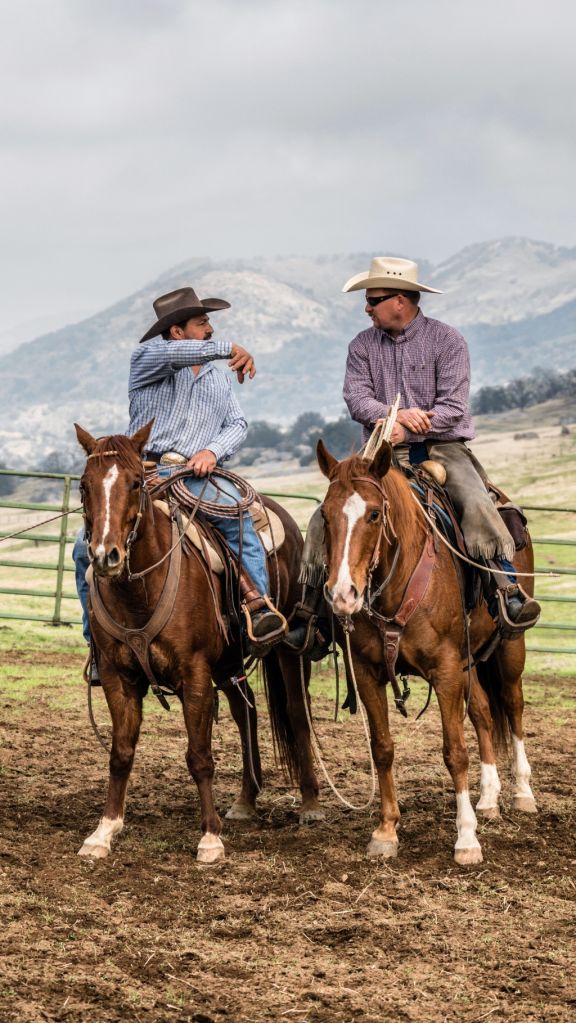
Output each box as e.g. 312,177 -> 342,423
156,466 -> 258,518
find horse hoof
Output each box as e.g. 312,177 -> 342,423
299,808 -> 326,825
367,838 -> 398,859
454,846 -> 483,866
513,796 -> 537,814
197,833 -> 225,864
225,801 -> 257,821
78,843 -> 109,859
476,805 -> 500,819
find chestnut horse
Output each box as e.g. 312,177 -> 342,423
74,422 -> 322,863
317,439 -> 537,865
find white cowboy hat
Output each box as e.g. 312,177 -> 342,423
342,256 -> 442,294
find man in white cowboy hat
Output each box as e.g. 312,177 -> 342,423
285,256 -> 540,657
74,285 -> 287,664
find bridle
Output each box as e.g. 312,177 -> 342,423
326,473 -> 399,607
80,449 -> 149,568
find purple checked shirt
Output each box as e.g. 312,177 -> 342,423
343,309 -> 475,444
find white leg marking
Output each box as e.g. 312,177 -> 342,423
477,762 -> 502,812
454,790 -> 482,863
197,831 -> 225,864
512,736 -> 532,796
333,492 -> 366,604
512,735 -> 536,807
78,815 -> 123,858
96,463 -> 119,555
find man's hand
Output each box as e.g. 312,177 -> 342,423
186,449 -> 217,477
390,423 -> 408,446
396,407 -> 434,434
374,419 -> 408,446
229,344 -> 256,384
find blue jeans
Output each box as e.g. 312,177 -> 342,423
161,468 -> 269,596
72,527 -> 91,643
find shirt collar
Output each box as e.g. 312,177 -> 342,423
190,362 -> 214,382
379,308 -> 424,344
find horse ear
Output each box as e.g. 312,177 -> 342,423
317,438 -> 338,478
130,419 -> 155,455
369,441 -> 392,479
74,423 -> 97,455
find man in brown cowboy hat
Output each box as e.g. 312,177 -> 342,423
285,256 -> 540,656
75,285 -> 287,658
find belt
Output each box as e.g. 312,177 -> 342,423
146,451 -> 187,466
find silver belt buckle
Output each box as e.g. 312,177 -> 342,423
159,451 -> 187,466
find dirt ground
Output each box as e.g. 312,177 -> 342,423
1,647 -> 575,1023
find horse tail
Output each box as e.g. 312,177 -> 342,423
475,656 -> 511,751
261,649 -> 302,787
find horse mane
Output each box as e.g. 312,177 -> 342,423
87,434 -> 144,475
334,453 -> 425,549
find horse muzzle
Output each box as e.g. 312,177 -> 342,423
324,580 -> 365,617
89,542 -> 125,577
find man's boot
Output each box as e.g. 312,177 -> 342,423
83,647 -> 101,685
284,583 -> 330,660
495,584 -> 541,639
239,575 -> 287,652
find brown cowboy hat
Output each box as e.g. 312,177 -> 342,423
139,286 -> 231,343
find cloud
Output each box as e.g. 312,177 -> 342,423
0,0 -> 575,331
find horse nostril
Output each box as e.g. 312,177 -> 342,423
351,584 -> 358,599
87,544 -> 95,563
107,547 -> 121,568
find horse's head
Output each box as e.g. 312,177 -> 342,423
75,421 -> 154,577
317,438 -> 393,616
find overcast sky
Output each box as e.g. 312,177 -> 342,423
1,0 -> 575,338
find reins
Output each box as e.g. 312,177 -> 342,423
408,491 -> 560,579
298,644 -> 376,811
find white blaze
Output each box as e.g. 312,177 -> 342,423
334,492 -> 366,599
95,463 -> 119,557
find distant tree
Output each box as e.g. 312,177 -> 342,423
472,366 -> 575,415
309,414 -> 363,460
286,411 -> 326,444
246,420 -> 283,447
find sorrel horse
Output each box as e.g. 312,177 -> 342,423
74,422 -> 322,864
317,439 -> 537,865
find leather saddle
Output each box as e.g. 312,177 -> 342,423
152,497 -> 285,574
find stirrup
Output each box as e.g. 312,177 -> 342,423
241,595 -> 288,654
495,586 -> 540,641
83,651 -> 101,686
283,615 -> 328,660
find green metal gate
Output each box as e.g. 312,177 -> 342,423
0,469 -> 574,655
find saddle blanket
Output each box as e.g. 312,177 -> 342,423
153,499 -> 285,575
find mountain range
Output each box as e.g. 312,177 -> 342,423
0,237 -> 574,468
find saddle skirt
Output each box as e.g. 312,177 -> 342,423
153,498 -> 285,574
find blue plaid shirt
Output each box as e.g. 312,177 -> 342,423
128,338 -> 248,462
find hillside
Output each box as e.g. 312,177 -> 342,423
0,237 -> 575,467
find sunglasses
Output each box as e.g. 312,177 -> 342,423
366,294 -> 398,308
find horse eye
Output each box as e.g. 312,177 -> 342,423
368,509 -> 380,523
131,479 -> 141,491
